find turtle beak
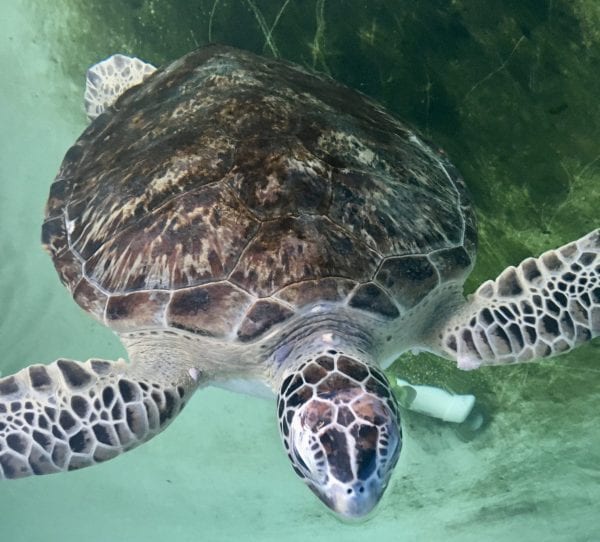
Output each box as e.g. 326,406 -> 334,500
311,478 -> 387,520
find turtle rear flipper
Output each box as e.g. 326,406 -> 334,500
84,54 -> 156,121
428,229 -> 599,369
0,357 -> 201,479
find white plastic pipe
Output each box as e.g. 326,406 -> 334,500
396,378 -> 475,423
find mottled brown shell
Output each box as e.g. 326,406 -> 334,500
42,46 -> 476,343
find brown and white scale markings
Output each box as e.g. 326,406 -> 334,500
1,46 -> 597,519
42,46 -> 476,344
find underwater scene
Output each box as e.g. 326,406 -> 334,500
0,0 -> 598,540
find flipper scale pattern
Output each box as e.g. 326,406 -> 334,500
435,229 -> 599,369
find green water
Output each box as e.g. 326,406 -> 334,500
0,1 -> 598,540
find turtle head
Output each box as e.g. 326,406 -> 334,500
277,351 -> 401,519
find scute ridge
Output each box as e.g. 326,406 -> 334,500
44,46 -> 476,340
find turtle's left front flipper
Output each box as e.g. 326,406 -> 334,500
0,357 -> 202,479
84,54 -> 156,121
428,229 -> 598,369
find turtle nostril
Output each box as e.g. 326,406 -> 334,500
346,486 -> 366,496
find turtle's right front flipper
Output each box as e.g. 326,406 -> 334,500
427,229 -> 598,369
0,357 -> 201,479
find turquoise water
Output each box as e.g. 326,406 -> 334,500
0,1 -> 598,540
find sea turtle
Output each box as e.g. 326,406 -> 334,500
0,45 -> 598,519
